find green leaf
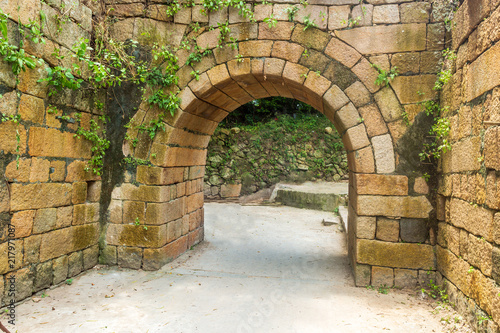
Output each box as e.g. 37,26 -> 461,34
0,21 -> 7,39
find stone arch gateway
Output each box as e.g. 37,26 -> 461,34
106,3 -> 442,287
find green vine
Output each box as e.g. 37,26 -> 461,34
371,64 -> 399,87
74,115 -> 110,176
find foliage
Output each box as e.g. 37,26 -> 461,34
303,15 -> 317,30
434,49 -> 456,91
418,101 -> 451,163
40,65 -> 83,96
221,97 -> 315,126
422,279 -> 449,304
207,104 -> 347,192
263,14 -> 277,28
0,10 -> 38,75
285,6 -> 299,21
217,21 -> 230,47
74,116 -> 110,176
371,64 -> 399,86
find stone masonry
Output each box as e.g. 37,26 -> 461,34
0,0 -> 498,329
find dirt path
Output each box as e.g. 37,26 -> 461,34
6,203 -> 472,332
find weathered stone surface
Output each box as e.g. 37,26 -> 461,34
351,4 -> 373,26
343,124 -> 370,151
328,6 -> 350,30
467,234 -> 493,276
445,136 -> 482,173
400,219 -> 428,243
320,60 -> 359,91
373,5 -> 400,24
376,217 -> 399,242
448,198 -> 494,242
413,177 -> 429,194
19,94 -> 44,124
374,87 -> 403,122
33,208 -> 57,234
259,21 -> 294,40
336,24 -> 427,54
351,58 -> 380,93
29,157 -> 50,183
358,104 -> 388,137
356,195 -> 432,218
325,38 -> 361,69
347,146 -> 375,173
29,127 -> 92,159
390,74 -> 438,104
371,134 -> 395,174
24,235 -> 40,265
0,0 -> 40,25
371,266 -> 394,287
100,245 -> 117,265
345,81 -> 371,107
34,261 -> 53,292
11,183 -> 72,211
299,49 -> 330,73
0,240 -> 23,274
354,174 -> 408,196
52,255 -> 68,284
493,246 -> 500,284
291,25 -> 331,51
354,213 -> 377,239
68,251 -> 83,277
39,224 -> 99,261
9,268 -> 33,301
394,268 -> 418,289
11,210 -> 34,238
143,236 -> 188,271
117,246 -> 142,269
464,41 -> 500,102
106,224 -> 167,248
0,121 -> 27,154
112,183 -> 171,202
335,103 -> 361,132
133,19 -> 186,48
354,264 -> 371,287
391,52 -> 420,74
220,184 -> 241,198
400,2 -> 430,23
485,127 -> 500,171
323,85 -> 350,114
357,239 -> 435,269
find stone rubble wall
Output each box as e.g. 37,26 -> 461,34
437,0 -> 500,330
204,126 -> 349,199
0,0 -> 101,305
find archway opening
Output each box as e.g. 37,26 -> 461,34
204,97 -> 348,200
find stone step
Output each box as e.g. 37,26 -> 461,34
270,181 -> 348,212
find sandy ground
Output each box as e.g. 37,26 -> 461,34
3,203 -> 473,333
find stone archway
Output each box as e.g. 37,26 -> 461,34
108,16 -> 437,286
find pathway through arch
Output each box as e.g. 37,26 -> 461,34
12,203 -> 467,333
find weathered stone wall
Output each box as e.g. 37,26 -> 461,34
107,0 -> 444,288
0,0 -> 464,306
0,0 -> 101,304
204,123 -> 348,199
438,0 -> 500,330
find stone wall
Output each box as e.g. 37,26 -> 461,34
0,0 -> 100,304
0,0 -> 464,307
437,0 -> 500,330
107,0 -> 443,290
204,122 -> 348,199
